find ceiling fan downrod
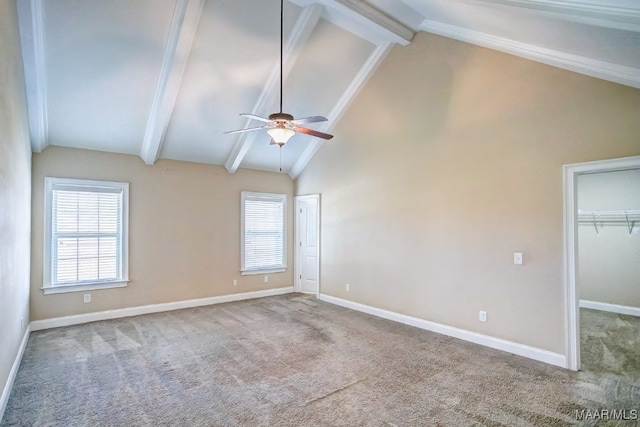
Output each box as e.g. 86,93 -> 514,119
279,0 -> 284,114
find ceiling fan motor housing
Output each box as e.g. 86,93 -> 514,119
268,112 -> 294,122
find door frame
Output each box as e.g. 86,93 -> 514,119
563,155 -> 640,371
294,194 -> 320,296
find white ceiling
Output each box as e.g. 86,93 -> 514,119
17,0 -> 640,177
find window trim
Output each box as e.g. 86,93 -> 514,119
42,177 -> 130,294
240,191 -> 287,275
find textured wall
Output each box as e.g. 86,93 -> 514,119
31,146 -> 294,320
0,0 -> 32,415
578,169 -> 640,308
295,32 -> 640,354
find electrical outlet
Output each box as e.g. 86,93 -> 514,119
514,252 -> 523,265
83,293 -> 91,303
233,279 -> 237,286
346,283 -> 350,292
479,311 -> 487,322
264,275 -> 269,283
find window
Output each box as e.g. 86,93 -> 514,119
241,192 -> 287,274
43,177 -> 129,294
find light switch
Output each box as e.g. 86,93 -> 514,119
514,253 -> 523,265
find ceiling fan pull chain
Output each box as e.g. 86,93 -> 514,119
279,145 -> 283,172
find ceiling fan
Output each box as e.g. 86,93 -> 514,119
223,0 -> 334,147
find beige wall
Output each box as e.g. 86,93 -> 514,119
578,169 -> 640,308
295,32 -> 640,354
31,146 -> 294,320
0,0 -> 32,412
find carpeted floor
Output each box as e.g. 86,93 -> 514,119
580,308 -> 640,376
2,294 -> 639,426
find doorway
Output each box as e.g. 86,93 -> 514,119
563,155 -> 640,371
577,168 -> 640,375
295,194 -> 320,295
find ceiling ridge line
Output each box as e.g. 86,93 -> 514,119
330,0 -> 414,44
140,0 -> 205,165
289,0 -> 415,45
17,0 -> 48,153
224,3 -> 324,174
289,42 -> 393,179
419,19 -> 640,89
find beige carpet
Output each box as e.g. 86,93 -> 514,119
2,294 -> 639,426
580,308 -> 640,377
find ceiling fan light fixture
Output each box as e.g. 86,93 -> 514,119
267,126 -> 295,146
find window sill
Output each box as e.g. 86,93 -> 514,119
241,268 -> 286,276
42,280 -> 129,295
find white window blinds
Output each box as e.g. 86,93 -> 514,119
242,192 -> 286,273
50,182 -> 124,286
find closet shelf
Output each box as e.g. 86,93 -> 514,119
578,209 -> 640,235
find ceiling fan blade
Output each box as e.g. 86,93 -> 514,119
291,116 -> 327,125
239,113 -> 272,123
293,126 -> 334,140
223,125 -> 271,135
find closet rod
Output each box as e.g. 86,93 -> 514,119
577,209 -> 639,235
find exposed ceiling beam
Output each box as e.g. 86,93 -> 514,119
224,4 -> 324,174
17,0 -> 48,153
289,42 -> 393,179
140,0 -> 205,165
420,19 -> 640,89
291,0 -> 414,45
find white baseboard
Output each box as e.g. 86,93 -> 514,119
318,294 -> 567,368
580,299 -> 640,317
0,324 -> 31,422
31,287 -> 295,331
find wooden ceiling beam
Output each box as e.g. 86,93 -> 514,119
17,0 -> 48,153
288,42 -> 393,179
140,0 -> 205,165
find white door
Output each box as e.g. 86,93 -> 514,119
296,195 -> 319,294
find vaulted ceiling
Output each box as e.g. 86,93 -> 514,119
17,0 -> 640,177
